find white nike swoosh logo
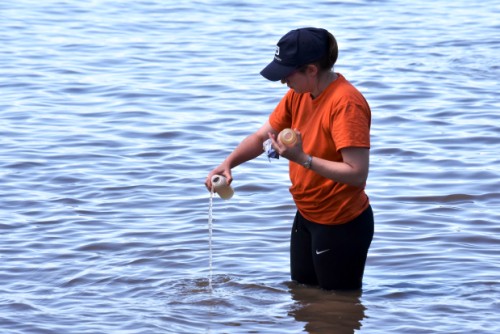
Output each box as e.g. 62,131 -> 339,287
316,249 -> 330,255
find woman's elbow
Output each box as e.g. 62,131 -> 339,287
351,170 -> 369,188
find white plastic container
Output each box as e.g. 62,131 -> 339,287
211,175 -> 234,200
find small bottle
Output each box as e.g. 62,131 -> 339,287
211,175 -> 234,200
278,128 -> 297,147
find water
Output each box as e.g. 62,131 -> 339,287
208,186 -> 214,292
1,0 -> 499,333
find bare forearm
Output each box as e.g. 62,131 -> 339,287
279,139 -> 369,188
205,121 -> 276,190
224,133 -> 265,169
306,155 -> 368,188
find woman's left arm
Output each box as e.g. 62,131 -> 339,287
307,147 -> 369,188
270,131 -> 369,188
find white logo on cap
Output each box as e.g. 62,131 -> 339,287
275,46 -> 280,56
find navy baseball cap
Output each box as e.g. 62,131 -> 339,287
260,27 -> 329,81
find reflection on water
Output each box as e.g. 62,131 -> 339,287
289,283 -> 365,334
1,0 -> 499,333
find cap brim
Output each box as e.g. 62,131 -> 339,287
260,60 -> 296,82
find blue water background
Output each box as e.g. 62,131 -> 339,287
1,0 -> 499,333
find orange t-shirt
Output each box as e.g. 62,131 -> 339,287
269,73 -> 371,225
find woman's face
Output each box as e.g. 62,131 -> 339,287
281,65 -> 316,94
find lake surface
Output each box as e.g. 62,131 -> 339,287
1,0 -> 499,333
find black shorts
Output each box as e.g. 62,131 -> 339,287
290,205 -> 374,290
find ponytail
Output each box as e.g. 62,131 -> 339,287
327,31 -> 338,68
315,30 -> 338,71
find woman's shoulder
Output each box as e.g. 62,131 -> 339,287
327,73 -> 369,106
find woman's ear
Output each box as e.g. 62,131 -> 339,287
306,64 -> 319,77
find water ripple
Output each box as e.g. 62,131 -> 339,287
0,0 -> 499,333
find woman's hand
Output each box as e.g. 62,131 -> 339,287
205,163 -> 232,192
269,129 -> 309,165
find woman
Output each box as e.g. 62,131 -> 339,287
205,27 -> 374,290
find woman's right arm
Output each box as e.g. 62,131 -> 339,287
205,120 -> 277,190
